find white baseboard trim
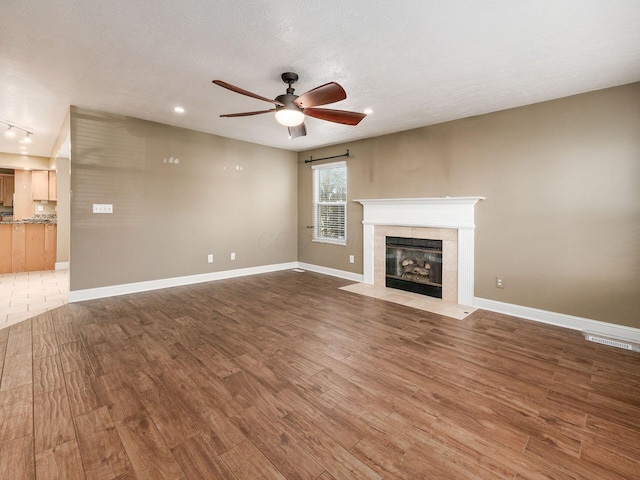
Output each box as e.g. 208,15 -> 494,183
68,262 -> 298,303
55,262 -> 69,270
296,262 -> 364,283
474,297 -> 640,343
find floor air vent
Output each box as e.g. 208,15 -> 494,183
585,333 -> 634,351
292,268 -> 306,273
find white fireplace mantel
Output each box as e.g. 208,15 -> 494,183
355,197 -> 484,306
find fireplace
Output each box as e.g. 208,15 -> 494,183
355,197 -> 484,306
386,236 -> 443,298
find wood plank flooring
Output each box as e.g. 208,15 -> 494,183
0,270 -> 639,479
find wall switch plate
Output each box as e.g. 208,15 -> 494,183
37,205 -> 44,212
496,276 -> 504,289
349,255 -> 355,264
230,252 -> 236,260
93,204 -> 113,214
207,254 -> 213,263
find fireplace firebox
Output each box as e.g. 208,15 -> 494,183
386,236 -> 443,298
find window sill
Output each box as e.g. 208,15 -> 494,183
312,238 -> 347,246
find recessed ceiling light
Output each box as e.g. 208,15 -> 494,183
174,106 -> 185,114
364,108 -> 373,115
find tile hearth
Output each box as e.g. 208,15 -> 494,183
340,282 -> 476,320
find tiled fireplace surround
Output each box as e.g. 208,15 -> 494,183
356,197 -> 484,307
374,225 -> 458,302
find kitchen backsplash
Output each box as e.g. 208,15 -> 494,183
34,201 -> 57,216
0,203 -> 57,217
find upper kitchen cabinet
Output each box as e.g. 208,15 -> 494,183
31,170 -> 57,201
32,170 -> 49,200
48,171 -> 57,201
13,170 -> 58,219
0,174 -> 14,206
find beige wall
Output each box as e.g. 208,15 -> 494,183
50,108 -> 71,265
55,157 -> 70,263
70,107 -> 298,291
298,83 -> 640,328
0,152 -> 50,171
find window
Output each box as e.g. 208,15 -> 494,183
312,161 -> 347,245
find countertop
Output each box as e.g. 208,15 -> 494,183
0,218 -> 57,225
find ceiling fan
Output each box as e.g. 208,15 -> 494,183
212,72 -> 366,138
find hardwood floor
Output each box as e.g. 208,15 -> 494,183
0,270 -> 638,479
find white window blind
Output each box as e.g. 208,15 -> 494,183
312,160 -> 347,245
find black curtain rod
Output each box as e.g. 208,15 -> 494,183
304,149 -> 349,164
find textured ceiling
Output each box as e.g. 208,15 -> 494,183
1,0 -> 639,158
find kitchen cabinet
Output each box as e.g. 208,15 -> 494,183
48,171 -> 57,201
25,224 -> 46,271
0,223 -> 56,273
45,224 -> 57,270
0,224 -> 11,273
32,170 -> 49,200
1,175 -> 14,206
11,224 -> 26,273
30,170 -> 57,202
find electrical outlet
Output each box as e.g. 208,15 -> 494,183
349,255 -> 355,264
230,252 -> 235,260
207,254 -> 213,263
496,276 -> 504,289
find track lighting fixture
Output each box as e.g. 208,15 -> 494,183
1,120 -> 34,142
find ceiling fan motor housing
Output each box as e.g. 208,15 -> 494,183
275,94 -> 302,113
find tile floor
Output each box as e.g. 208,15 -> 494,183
0,269 -> 69,330
340,282 -> 476,320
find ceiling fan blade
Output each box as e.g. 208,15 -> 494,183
303,108 -> 366,126
288,123 -> 307,139
213,80 -> 284,106
294,82 -> 346,108
220,109 -> 276,118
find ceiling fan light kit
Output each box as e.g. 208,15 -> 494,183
213,72 -> 366,138
275,108 -> 305,127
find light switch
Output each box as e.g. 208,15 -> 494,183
93,204 -> 113,214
